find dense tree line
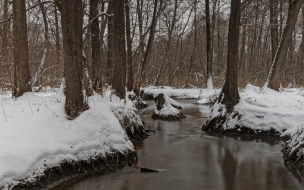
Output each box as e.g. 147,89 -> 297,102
0,0 -> 304,118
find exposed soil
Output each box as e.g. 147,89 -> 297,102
11,150 -> 137,190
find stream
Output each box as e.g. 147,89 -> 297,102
51,100 -> 304,190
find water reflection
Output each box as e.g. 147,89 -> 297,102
51,100 -> 304,190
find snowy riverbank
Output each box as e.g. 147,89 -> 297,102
201,84 -> 304,138
0,88 -> 141,189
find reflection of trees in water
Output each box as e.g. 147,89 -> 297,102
215,136 -> 302,190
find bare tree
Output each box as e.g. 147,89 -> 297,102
134,0 -> 159,96
112,0 -> 127,98
126,0 -> 134,91
90,0 -> 102,93
265,0 -> 304,91
205,0 -> 213,89
219,0 -> 241,111
12,0 -> 31,98
61,0 -> 87,119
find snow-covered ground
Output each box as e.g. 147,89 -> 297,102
0,88 -> 135,189
142,86 -> 201,99
202,84 -> 304,137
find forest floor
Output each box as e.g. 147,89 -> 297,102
0,86 -> 141,189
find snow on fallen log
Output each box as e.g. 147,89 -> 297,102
141,86 -> 200,100
112,96 -> 148,140
151,93 -> 186,120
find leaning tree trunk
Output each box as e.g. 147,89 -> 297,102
12,0 -> 31,98
112,0 -> 126,99
90,0 -> 103,93
61,0 -> 87,119
219,0 -> 241,112
134,0 -> 158,96
265,0 -> 304,91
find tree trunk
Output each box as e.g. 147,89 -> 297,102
265,0 -> 304,91
12,0 -> 31,98
106,0 -> 114,84
90,0 -> 102,93
112,0 -> 126,99
270,0 -> 279,61
61,0 -> 87,119
134,0 -> 158,96
1,0 -> 9,84
54,4 -> 61,78
219,0 -> 241,112
205,0 -> 213,89
125,0 -> 134,91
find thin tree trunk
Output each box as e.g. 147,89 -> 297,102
134,0 -> 158,96
54,5 -> 60,78
90,0 -> 102,93
126,0 -> 134,91
205,0 -> 213,89
12,0 -> 31,98
270,0 -> 279,61
1,0 -> 9,84
106,0 -> 114,83
61,0 -> 86,119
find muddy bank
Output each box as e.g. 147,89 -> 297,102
113,106 -> 148,140
282,126 -> 304,177
11,150 -> 137,190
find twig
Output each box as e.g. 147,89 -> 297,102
2,104 -> 7,122
83,13 -> 113,32
26,95 -> 34,115
45,102 -> 59,117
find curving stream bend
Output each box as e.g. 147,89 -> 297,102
51,100 -> 304,190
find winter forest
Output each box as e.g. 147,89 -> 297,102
1,0 -> 304,189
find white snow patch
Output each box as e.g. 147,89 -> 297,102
143,86 -> 200,99
209,84 -> 304,137
0,90 -> 134,189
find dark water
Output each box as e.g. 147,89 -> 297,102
51,100 -> 304,190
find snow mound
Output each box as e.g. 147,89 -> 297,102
152,93 -> 185,120
112,97 -> 148,140
197,89 -> 220,104
0,90 -> 134,189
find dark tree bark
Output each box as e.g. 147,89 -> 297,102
205,0 -> 213,89
106,0 -> 114,83
134,0 -> 158,96
265,0 -> 304,91
219,0 -> 241,112
125,0 -> 134,91
1,0 -> 9,84
61,0 -> 87,119
90,0 -> 102,93
112,0 -> 126,99
12,0 -> 31,98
